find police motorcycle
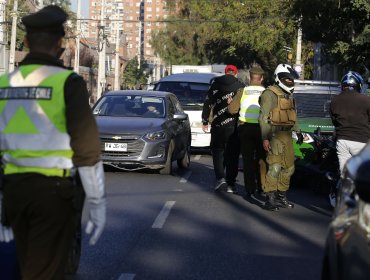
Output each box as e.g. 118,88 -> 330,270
290,79 -> 341,207
291,127 -> 340,207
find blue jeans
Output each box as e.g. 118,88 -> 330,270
210,125 -> 240,184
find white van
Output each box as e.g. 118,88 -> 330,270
154,73 -> 221,148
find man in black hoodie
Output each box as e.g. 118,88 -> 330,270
202,65 -> 245,192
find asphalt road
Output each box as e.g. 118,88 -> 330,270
65,153 -> 332,280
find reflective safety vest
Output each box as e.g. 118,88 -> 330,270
239,85 -> 265,123
0,65 -> 74,177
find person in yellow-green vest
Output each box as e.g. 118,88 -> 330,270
228,66 -> 266,198
0,6 -> 106,279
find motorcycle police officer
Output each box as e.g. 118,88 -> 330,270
258,64 -> 303,211
0,6 -> 106,279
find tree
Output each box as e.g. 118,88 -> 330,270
122,57 -> 149,89
5,0 -> 75,51
151,0 -> 300,80
291,0 -> 370,72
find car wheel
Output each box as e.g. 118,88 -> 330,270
177,143 -> 190,169
160,140 -> 174,175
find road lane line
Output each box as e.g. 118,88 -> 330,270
194,155 -> 201,161
118,273 -> 135,280
152,201 -> 176,229
179,170 -> 192,183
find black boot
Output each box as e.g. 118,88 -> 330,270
264,191 -> 279,211
276,191 -> 294,208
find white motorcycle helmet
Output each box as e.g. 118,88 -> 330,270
274,64 -> 299,94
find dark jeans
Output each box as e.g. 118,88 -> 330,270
210,125 -> 240,184
3,174 -> 77,280
238,123 -> 266,193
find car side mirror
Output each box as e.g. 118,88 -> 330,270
354,160 -> 370,203
173,113 -> 188,121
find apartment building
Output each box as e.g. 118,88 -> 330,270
88,0 -> 168,65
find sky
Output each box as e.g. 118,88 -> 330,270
70,0 -> 89,18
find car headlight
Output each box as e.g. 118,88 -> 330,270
144,131 -> 166,141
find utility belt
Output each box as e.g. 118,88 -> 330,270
272,126 -> 292,132
3,165 -> 72,178
238,120 -> 259,126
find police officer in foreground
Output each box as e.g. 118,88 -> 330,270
228,66 -> 266,197
258,64 -> 303,211
0,5 -> 106,279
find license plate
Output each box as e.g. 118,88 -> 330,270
105,142 -> 127,151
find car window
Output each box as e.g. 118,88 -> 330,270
295,91 -> 338,118
92,95 -> 165,118
167,98 -> 176,117
155,81 -> 210,110
169,96 -> 183,113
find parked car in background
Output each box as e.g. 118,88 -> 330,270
321,141 -> 370,280
153,73 -> 221,148
92,90 -> 191,174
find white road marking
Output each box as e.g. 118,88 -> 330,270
194,155 -> 201,161
117,273 -> 135,280
179,170 -> 192,183
152,201 -> 176,229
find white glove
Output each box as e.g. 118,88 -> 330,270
0,191 -> 14,243
78,161 -> 106,245
85,197 -> 106,245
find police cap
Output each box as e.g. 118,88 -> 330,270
250,66 -> 264,75
22,5 -> 67,36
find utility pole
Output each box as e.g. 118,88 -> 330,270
114,13 -> 121,90
295,26 -> 303,79
74,0 -> 81,74
97,0 -> 106,100
8,0 -> 18,72
37,0 -> 43,10
137,0 -> 144,69
0,0 -> 6,75
294,16 -> 304,79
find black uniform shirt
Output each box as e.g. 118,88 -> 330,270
19,52 -> 101,166
202,74 -> 245,127
330,89 -> 370,143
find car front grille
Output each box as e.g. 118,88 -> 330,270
100,134 -> 145,157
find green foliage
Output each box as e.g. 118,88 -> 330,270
122,57 -> 149,89
5,0 -> 75,51
151,0 -> 299,80
291,0 -> 370,72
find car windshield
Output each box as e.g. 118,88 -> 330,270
92,95 -> 166,118
295,91 -> 337,118
155,81 -> 210,110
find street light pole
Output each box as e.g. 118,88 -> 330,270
114,13 -> 121,90
97,0 -> 106,100
8,0 -> 18,72
37,0 -> 43,10
74,0 -> 81,73
0,0 -> 6,75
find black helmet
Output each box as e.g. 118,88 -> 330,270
341,71 -> 364,92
